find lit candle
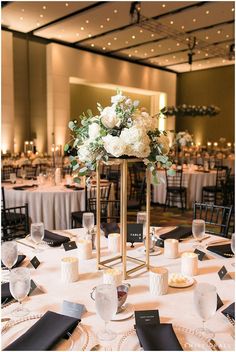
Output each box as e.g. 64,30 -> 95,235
227,142 -> 232,147
164,239 -> 179,259
61,257 -> 79,283
103,268 -> 122,287
181,252 -> 198,277
108,233 -> 120,253
213,142 -> 218,147
77,239 -> 92,260
207,142 -> 212,147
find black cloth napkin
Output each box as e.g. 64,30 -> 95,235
159,226 -> 192,241
206,243 -> 234,258
13,185 -> 38,191
136,323 -> 183,351
44,230 -> 70,247
1,282 -> 13,305
221,302 -> 235,320
1,255 -> 26,269
3,310 -> 80,351
101,222 -> 120,238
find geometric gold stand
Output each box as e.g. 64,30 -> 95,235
96,158 -> 151,279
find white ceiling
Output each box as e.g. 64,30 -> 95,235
1,1 -> 235,73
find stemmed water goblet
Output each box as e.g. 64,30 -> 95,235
95,284 -> 118,341
9,267 -> 31,317
193,282 -> 217,338
30,222 -> 45,252
192,219 -> 206,249
10,173 -> 17,184
1,241 -> 18,273
82,212 -> 95,239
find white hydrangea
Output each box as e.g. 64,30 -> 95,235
120,126 -> 151,158
157,134 -> 170,155
77,142 -> 95,163
102,135 -> 126,157
132,110 -> 157,132
88,123 -> 100,140
176,131 -> 192,146
111,93 -> 126,104
100,106 -> 121,129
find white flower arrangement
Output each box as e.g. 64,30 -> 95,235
65,90 -> 173,183
175,131 -> 193,147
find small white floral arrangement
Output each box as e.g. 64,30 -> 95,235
175,131 -> 193,147
65,90 -> 173,183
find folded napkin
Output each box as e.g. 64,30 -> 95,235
101,222 -> 120,238
44,230 -> 70,247
1,282 -> 14,305
3,310 -> 80,351
1,255 -> 26,269
13,185 -> 38,191
221,302 -> 235,320
64,185 -> 84,190
206,243 -> 234,258
159,226 -> 192,241
136,323 -> 183,351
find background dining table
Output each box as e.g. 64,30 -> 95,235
152,167 -> 217,208
2,228 -> 234,351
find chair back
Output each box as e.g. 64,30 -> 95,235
1,203 -> 29,241
193,202 -> 232,237
21,165 -> 37,178
165,168 -> 183,189
215,166 -> 229,188
1,166 -> 15,181
1,186 -> 6,210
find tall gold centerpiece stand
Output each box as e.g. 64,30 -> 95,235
96,158 -> 151,279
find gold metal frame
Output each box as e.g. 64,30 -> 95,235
96,158 -> 150,279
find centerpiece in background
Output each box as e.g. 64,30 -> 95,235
65,90 -> 172,278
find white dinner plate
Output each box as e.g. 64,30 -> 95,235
2,317 -> 86,351
168,274 -> 195,288
111,303 -> 134,321
117,325 -> 213,351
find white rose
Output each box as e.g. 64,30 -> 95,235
102,135 -> 126,157
101,106 -> 121,129
88,123 -> 100,140
78,144 -> 93,163
111,94 -> 126,104
120,126 -> 150,158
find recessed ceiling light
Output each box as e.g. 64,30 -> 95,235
158,44 -> 162,47
181,25 -> 185,29
144,53 -> 147,56
128,54 -> 132,57
114,9 -> 118,14
176,43 -> 180,46
151,34 -> 155,37
21,8 -> 24,12
36,22 -> 40,26
100,25 -> 104,28
197,50 -> 201,54
165,59 -> 169,62
91,44 -> 94,47
102,47 -> 106,50
65,3 -> 69,6
168,47 -> 171,50
107,42 -> 111,46
86,20 -> 89,24
20,16 -> 23,20
106,18 -> 110,22
205,53 -> 208,57
40,14 -> 43,18
132,35 -> 135,39
88,34 -> 92,38
205,36 -> 209,40
222,59 -> 226,63
81,27 -> 84,30
226,34 -> 229,38
125,40 -> 129,44
140,29 -> 143,33
162,4 -> 166,8
113,37 -> 117,41
193,18 -> 196,22
170,20 -> 174,24
151,48 -> 154,52
217,30 -> 221,34
206,10 -> 210,14
76,33 -> 80,37
135,50 -> 138,53
43,6 -> 46,10
173,55 -> 176,59
198,64 -> 202,67
232,8 -> 234,12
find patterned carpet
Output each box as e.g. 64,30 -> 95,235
150,205 -> 193,227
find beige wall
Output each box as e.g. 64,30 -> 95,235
47,43 -> 177,151
176,65 -> 235,144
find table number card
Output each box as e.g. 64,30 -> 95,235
127,224 -> 143,244
156,238 -> 164,248
63,241 -> 77,251
217,293 -> 224,310
28,280 -> 45,296
218,265 -> 231,280
194,248 -> 207,261
135,310 -> 160,326
29,256 -> 40,269
62,300 -> 86,320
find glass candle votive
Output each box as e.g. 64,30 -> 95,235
181,252 -> 198,277
77,239 -> 92,260
61,257 -> 79,283
108,233 -> 120,253
164,239 -> 179,259
103,268 -> 122,287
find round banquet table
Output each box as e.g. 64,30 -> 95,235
152,168 -> 217,208
2,228 -> 234,351
2,180 -> 85,230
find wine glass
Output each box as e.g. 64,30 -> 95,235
231,233 -> 235,266
21,168 -> 27,180
95,284 -> 118,341
82,212 -> 94,238
1,241 -> 18,271
10,267 -> 31,317
31,222 -> 44,252
192,219 -> 205,249
10,173 -> 17,184
193,283 -> 217,338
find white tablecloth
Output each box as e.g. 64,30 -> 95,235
152,169 -> 217,208
3,181 -> 85,230
2,229 -> 234,351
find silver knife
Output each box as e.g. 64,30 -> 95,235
15,240 -> 35,249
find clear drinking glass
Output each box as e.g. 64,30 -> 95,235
95,284 -> 118,341
10,267 -> 31,317
82,212 -> 95,237
192,219 -> 205,249
10,173 -> 17,184
21,168 -> 27,180
31,222 -> 44,252
193,283 -> 217,338
1,241 -> 18,271
137,212 -> 154,252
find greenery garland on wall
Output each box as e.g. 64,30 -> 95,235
161,104 -> 220,117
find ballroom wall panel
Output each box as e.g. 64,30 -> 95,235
176,65 -> 234,144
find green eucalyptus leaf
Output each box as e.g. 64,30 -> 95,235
64,144 -> 70,152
